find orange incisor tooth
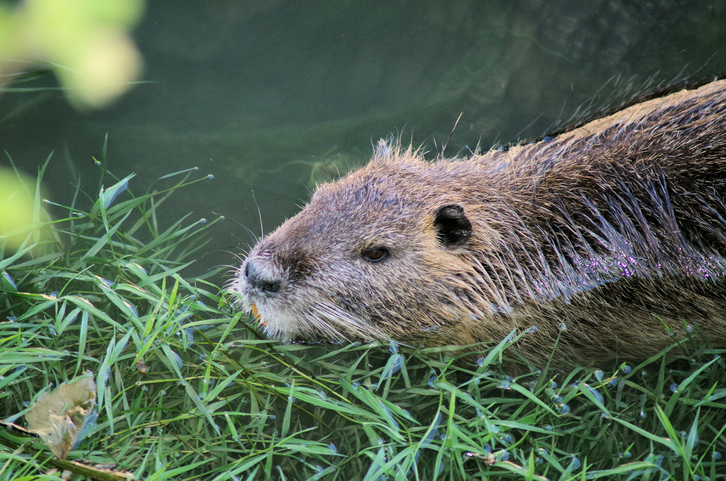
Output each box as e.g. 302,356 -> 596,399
251,304 -> 266,326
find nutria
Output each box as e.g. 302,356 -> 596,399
231,79 -> 726,370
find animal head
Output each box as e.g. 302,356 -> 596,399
231,141 -> 502,343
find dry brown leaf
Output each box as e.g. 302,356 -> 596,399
25,372 -> 97,459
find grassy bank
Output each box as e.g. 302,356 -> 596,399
0,151 -> 724,481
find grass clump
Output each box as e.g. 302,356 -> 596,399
0,148 -> 725,481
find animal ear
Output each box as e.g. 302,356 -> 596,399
433,204 -> 472,247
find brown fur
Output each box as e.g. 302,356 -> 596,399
231,79 -> 726,370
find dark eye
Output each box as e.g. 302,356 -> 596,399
362,247 -> 390,262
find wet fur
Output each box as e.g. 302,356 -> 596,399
233,79 -> 726,369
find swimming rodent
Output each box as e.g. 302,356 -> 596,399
231,79 -> 726,370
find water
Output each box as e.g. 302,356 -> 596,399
2,1 -> 725,284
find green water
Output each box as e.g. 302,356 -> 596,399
1,0 -> 725,280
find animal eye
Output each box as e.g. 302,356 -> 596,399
362,247 -> 390,262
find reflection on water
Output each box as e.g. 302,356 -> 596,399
1,1 -> 725,283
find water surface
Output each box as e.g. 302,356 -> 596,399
1,1 -> 725,282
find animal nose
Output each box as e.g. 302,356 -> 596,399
244,259 -> 282,294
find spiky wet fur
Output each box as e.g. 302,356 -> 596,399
233,79 -> 726,370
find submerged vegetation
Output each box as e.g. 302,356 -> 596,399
0,150 -> 724,481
